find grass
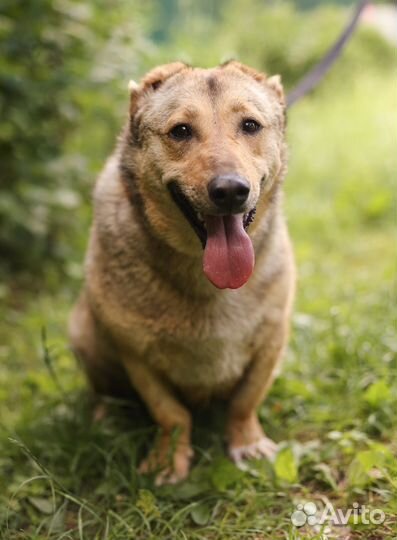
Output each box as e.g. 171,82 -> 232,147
0,70 -> 396,540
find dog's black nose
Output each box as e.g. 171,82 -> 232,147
208,175 -> 250,213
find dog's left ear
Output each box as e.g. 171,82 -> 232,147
266,74 -> 284,104
224,61 -> 285,106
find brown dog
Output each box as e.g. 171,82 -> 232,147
69,61 -> 295,485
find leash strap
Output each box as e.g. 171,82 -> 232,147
287,0 -> 369,108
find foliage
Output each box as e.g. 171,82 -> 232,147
0,0 -> 150,278
150,0 -> 394,88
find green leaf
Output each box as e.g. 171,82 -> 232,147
364,380 -> 391,407
135,489 -> 160,518
162,478 -> 211,501
347,449 -> 385,488
190,502 -> 212,526
210,457 -> 243,491
274,447 -> 298,484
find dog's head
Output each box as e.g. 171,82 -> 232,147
121,61 -> 287,289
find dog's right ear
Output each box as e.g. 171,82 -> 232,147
140,62 -> 188,92
128,62 -> 188,117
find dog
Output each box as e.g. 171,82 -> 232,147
69,61 -> 295,485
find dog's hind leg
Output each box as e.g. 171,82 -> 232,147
69,291 -> 132,405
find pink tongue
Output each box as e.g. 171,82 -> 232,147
203,214 -> 255,289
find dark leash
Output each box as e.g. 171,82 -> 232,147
287,0 -> 369,108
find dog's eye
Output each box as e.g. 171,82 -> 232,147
169,123 -> 193,141
241,119 -> 262,134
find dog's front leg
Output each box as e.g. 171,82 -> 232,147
122,358 -> 193,485
226,319 -> 289,466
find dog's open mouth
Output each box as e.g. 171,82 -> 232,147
168,182 -> 256,290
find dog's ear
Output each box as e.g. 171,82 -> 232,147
127,62 -> 188,146
223,61 -> 267,84
128,62 -> 188,116
128,79 -> 139,95
266,74 -> 284,104
223,61 -> 285,105
140,62 -> 187,92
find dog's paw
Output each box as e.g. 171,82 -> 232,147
138,442 -> 194,486
226,413 -> 278,468
229,435 -> 278,468
152,462 -> 189,486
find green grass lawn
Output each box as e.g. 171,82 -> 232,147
0,71 -> 396,540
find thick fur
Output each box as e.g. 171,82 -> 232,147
69,61 -> 295,484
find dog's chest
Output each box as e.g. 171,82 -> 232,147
149,325 -> 251,391
127,294 -> 261,393
89,244 -> 267,394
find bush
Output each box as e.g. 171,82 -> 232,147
0,0 -> 150,279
